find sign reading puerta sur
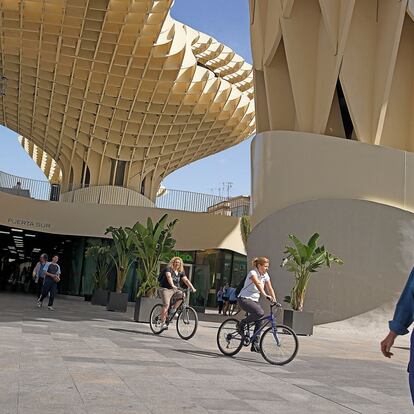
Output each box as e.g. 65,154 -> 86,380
7,217 -> 51,230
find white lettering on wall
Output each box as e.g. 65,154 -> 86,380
7,217 -> 51,229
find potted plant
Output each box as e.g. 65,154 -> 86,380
105,225 -> 136,312
85,243 -> 112,306
129,214 -> 178,322
281,233 -> 343,335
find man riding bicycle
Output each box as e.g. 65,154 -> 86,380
158,257 -> 196,330
237,256 -> 277,352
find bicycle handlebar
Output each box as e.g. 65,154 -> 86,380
268,298 -> 282,308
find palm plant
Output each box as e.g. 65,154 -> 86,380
105,226 -> 136,293
128,214 -> 178,298
281,233 -> 343,311
85,243 -> 112,290
240,215 -> 251,250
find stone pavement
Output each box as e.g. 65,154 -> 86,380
0,292 -> 411,414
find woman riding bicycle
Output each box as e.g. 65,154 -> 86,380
237,257 -> 277,352
158,257 -> 196,330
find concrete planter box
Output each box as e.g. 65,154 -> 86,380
282,309 -> 314,336
106,292 -> 128,312
134,297 -> 162,323
192,305 -> 206,313
91,289 -> 109,306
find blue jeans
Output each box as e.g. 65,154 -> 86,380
39,278 -> 57,306
409,330 -> 414,404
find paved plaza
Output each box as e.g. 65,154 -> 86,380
0,293 -> 412,414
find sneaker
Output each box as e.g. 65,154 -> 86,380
37,300 -> 42,308
47,306 -> 54,311
250,342 -> 260,353
160,323 -> 168,331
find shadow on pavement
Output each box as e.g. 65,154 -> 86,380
109,327 -> 181,341
175,348 -> 269,365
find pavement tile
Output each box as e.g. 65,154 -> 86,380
0,292 -> 412,414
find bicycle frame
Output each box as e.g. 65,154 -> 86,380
243,305 -> 281,346
166,288 -> 190,323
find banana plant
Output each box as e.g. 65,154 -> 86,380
105,226 -> 137,293
128,214 -> 178,298
281,233 -> 343,311
85,242 -> 112,290
240,215 -> 251,250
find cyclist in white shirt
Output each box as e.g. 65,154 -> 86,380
237,257 -> 277,352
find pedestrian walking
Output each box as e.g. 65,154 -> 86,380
217,286 -> 224,314
37,255 -> 61,310
381,267 -> 414,404
32,253 -> 48,298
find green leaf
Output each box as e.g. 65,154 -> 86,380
288,234 -> 308,264
285,246 -> 301,265
306,233 -> 319,260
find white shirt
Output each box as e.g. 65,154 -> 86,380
238,268 -> 270,302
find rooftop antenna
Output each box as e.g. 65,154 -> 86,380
222,181 -> 233,199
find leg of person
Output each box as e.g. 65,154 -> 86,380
37,280 -> 52,307
36,279 -> 44,298
238,298 -> 265,352
47,282 -> 57,309
223,300 -> 229,315
172,290 -> 184,311
409,330 -> 414,404
159,288 -> 174,326
218,301 -> 223,314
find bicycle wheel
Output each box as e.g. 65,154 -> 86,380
176,306 -> 198,340
149,304 -> 165,335
260,325 -> 298,365
216,318 -> 243,356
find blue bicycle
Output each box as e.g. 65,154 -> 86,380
216,302 -> 298,365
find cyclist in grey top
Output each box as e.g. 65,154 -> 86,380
237,257 -> 277,352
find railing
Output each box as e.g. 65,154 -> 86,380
0,170 -> 60,201
155,189 -> 226,212
0,170 -> 250,216
156,189 -> 250,216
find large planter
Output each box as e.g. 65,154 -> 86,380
134,297 -> 162,323
106,292 -> 129,312
91,289 -> 109,306
282,309 -> 314,336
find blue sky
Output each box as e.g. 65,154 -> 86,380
0,0 -> 253,196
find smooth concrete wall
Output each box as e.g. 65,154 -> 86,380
249,199 -> 414,324
0,191 -> 245,255
252,131 -> 414,227
250,131 -> 414,323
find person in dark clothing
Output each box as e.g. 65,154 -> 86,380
217,286 -> 224,314
37,255 -> 61,310
32,253 -> 48,297
381,267 -> 414,404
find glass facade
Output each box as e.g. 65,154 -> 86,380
0,225 -> 247,308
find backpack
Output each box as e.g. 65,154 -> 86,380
235,278 -> 246,296
157,268 -> 165,284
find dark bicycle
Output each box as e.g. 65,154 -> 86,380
216,302 -> 299,365
149,288 -> 198,340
